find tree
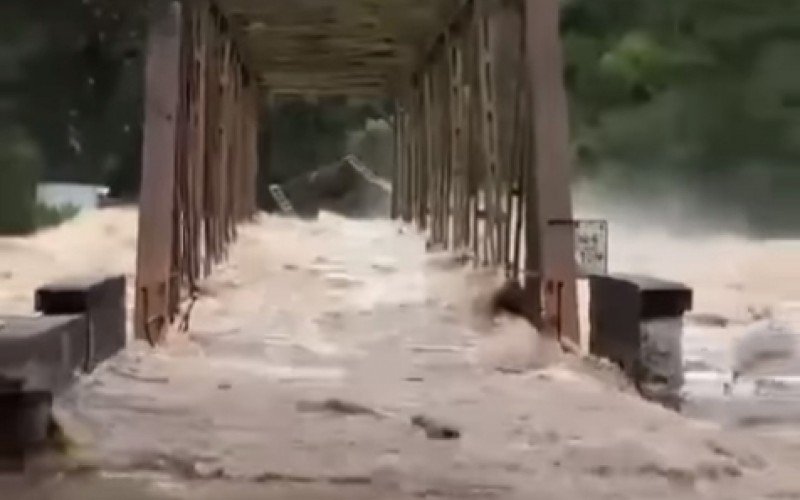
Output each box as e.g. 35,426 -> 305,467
563,0 -> 800,235
3,0 -> 145,194
0,127 -> 42,234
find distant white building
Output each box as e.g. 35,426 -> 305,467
36,182 -> 110,212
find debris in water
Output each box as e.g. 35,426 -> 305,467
683,360 -> 720,372
754,378 -> 792,395
490,280 -> 534,320
264,156 -> 390,218
252,471 -> 315,484
123,451 -> 226,480
108,366 -> 169,384
327,475 -> 372,485
325,272 -> 362,289
425,240 -> 446,252
411,345 -> 464,354
411,414 -> 461,440
687,313 -> 730,328
704,439 -> 766,472
296,398 -> 382,418
748,306 -> 773,321
371,258 -> 396,273
252,471 -> 372,485
427,252 -> 472,271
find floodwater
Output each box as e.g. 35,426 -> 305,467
575,189 -> 800,433
2,207 -> 800,498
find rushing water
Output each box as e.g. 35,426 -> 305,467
680,304 -> 800,430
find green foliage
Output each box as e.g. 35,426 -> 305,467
33,202 -> 81,230
2,0 -> 145,195
564,0 -> 800,234
0,127 -> 79,234
565,0 -> 800,165
0,127 -> 42,234
2,0 -> 798,235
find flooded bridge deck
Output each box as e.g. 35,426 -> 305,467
136,0 -> 580,348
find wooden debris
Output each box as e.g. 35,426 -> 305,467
411,414 -> 461,440
296,398 -> 383,418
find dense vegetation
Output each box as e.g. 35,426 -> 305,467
1,0 -> 798,235
562,0 -> 800,234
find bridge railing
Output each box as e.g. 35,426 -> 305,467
136,0 -> 258,344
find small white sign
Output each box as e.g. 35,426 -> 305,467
575,220 -> 608,276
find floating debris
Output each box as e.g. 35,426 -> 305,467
411,414 -> 461,440
296,398 -> 383,418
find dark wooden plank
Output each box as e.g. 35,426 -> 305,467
475,0 -> 501,265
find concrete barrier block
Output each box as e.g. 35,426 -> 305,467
35,275 -> 126,372
0,315 -> 87,394
0,390 -> 52,457
589,274 -> 693,397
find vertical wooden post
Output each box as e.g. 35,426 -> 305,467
246,83 -> 260,218
135,0 -> 183,343
411,78 -> 422,225
396,104 -> 406,221
189,3 -> 209,285
435,60 -> 444,246
511,70 -> 528,281
523,0 -> 579,345
391,101 -> 401,220
135,0 -> 258,345
421,70 -> 433,232
466,85 -> 480,265
260,91 -> 275,214
475,0 -> 502,265
439,55 -> 452,250
403,105 -> 413,222
447,38 -> 460,248
410,81 -> 420,225
432,54 -> 449,248
426,66 -> 439,244
463,16 -> 482,265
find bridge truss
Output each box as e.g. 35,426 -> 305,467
135,0 -> 580,348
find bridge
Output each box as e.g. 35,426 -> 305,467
7,2 -> 800,493
135,0 -> 579,347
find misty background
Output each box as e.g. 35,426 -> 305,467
1,0 -> 798,237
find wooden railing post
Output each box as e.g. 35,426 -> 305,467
136,0 -> 259,344
523,0 -> 580,344
135,0 -> 183,344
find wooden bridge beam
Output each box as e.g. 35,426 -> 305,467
390,0 -> 578,345
523,0 -> 579,345
136,0 -> 259,344
135,0 -> 183,344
